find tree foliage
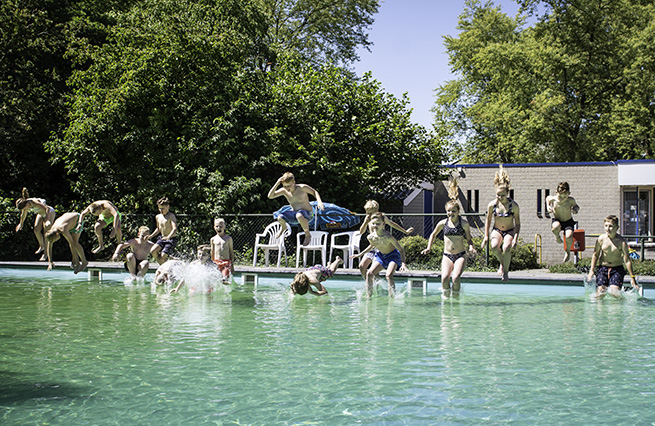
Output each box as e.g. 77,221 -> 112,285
435,0 -> 655,163
41,0 -> 440,216
256,0 -> 379,68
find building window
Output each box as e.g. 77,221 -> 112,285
544,189 -> 550,218
537,189 -> 543,217
466,189 -> 480,213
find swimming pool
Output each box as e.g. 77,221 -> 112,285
1,268 -> 654,425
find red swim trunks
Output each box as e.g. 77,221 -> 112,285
213,259 -> 233,280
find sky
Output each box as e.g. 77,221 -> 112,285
353,0 -> 521,130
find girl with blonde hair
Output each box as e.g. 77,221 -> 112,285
482,165 -> 521,281
422,177 -> 475,297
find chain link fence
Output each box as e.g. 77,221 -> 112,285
3,210 -> 487,265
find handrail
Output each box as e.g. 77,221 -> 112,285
583,233 -> 654,262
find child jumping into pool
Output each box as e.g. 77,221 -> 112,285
351,213 -> 407,296
267,172 -> 324,246
112,226 -> 154,280
45,212 -> 88,274
149,197 -> 178,264
77,200 -> 122,253
211,218 -> 234,283
15,188 -> 56,261
358,199 -> 414,279
546,182 -> 580,263
586,215 -> 639,299
290,257 -> 343,296
482,165 -> 520,281
170,245 -> 218,293
422,178 -> 475,298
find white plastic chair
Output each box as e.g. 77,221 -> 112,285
295,231 -> 328,268
253,222 -> 291,267
329,231 -> 361,269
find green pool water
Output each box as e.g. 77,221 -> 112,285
1,268 -> 654,425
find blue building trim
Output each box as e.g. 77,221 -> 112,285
444,159 -> 655,169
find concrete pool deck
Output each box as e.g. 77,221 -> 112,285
2,261 -> 654,288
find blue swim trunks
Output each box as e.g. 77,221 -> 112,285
374,249 -> 402,269
273,207 -> 313,226
596,265 -> 626,288
155,236 -> 179,255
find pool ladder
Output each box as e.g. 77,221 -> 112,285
534,234 -> 542,265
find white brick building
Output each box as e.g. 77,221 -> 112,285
403,160 -> 655,265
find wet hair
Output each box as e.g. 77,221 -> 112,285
281,172 -> 295,184
16,187 -> 30,210
45,229 -> 61,243
604,215 -> 619,226
138,226 -> 150,235
364,200 -> 380,212
197,244 -> 211,255
290,272 -> 310,295
445,177 -> 460,212
157,197 -> 170,206
494,165 -> 511,190
557,182 -> 570,193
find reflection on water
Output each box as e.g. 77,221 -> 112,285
0,270 -> 654,425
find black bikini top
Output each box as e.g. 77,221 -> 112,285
493,198 -> 514,217
443,218 -> 465,236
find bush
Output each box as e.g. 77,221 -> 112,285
548,257 -> 591,274
634,260 -> 655,276
471,237 -> 539,271
399,235 -> 442,270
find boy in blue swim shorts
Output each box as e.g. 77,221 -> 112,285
268,172 -> 324,246
350,213 -> 407,296
587,215 -> 639,299
149,197 -> 178,265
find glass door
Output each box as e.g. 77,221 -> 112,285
622,188 -> 652,242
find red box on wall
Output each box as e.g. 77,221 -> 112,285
564,229 -> 585,252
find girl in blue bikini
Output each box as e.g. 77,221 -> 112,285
422,178 -> 475,298
290,257 -> 343,296
482,165 -> 521,281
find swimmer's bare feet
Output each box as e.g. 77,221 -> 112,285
35,247 -> 44,255
497,266 -> 503,277
563,251 -> 570,263
92,245 -> 105,254
74,261 -> 88,274
38,254 -> 46,262
303,234 -> 311,246
336,256 -> 343,266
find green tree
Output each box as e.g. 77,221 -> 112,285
261,57 -> 443,209
48,0 -> 438,216
47,0 -> 271,213
256,0 -> 379,68
435,0 -> 655,163
0,0 -> 71,200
